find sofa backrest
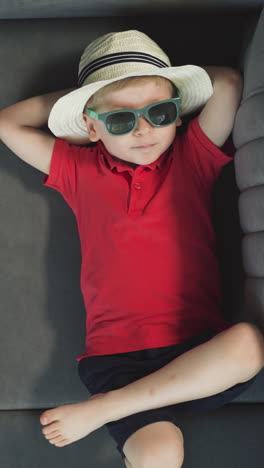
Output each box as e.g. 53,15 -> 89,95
0,7 -> 262,410
0,0 -> 262,19
233,8 -> 264,331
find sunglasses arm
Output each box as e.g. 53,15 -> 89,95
85,109 -> 100,120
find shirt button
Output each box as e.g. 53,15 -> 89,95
134,183 -> 142,190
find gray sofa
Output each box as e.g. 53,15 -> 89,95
0,1 -> 264,467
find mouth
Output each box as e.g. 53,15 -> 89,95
134,144 -> 156,149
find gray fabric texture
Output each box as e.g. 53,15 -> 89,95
233,8 -> 264,330
1,5 -> 264,468
0,10 -> 263,411
1,405 -> 264,468
0,0 -> 263,19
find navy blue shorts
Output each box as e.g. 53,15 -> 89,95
77,328 -> 257,460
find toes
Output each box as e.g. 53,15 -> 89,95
44,430 -> 60,441
42,422 -> 60,436
49,435 -> 66,445
53,439 -> 69,448
40,412 -> 48,425
41,426 -> 69,447
40,410 -> 58,426
40,412 -> 51,425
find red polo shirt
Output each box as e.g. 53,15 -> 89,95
43,117 -> 233,359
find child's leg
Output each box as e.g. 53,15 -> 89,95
40,322 -> 264,449
106,322 -> 264,422
123,421 -> 184,468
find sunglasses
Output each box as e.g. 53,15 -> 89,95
85,94 -> 181,136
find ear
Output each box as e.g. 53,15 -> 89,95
82,113 -> 100,142
176,118 -> 182,127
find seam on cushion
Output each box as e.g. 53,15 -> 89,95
235,136 -> 264,150
241,86 -> 264,104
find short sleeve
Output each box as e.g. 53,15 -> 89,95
42,138 -> 80,211
182,117 -> 232,186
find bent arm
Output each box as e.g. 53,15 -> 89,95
0,88 -> 91,174
198,66 -> 243,147
0,89 -> 75,129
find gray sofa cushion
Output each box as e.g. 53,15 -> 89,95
0,9 -> 263,409
1,405 -> 264,468
233,8 -> 264,330
0,0 -> 263,19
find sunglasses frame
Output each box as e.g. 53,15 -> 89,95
85,94 -> 182,136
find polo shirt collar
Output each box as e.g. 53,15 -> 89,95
97,140 -> 172,172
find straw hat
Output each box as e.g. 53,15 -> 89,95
48,30 -> 213,140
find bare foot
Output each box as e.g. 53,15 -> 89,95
40,393 -> 107,447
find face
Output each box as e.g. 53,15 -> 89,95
82,80 -> 182,168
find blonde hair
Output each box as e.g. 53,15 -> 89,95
83,75 -> 178,112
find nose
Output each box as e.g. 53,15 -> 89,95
133,114 -> 152,135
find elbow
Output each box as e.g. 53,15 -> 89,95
226,68 -> 243,88
226,69 -> 243,105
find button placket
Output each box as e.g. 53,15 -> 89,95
128,172 -> 144,215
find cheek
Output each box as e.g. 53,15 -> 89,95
170,124 -> 178,137
160,124 -> 177,141
109,134 -> 131,147
100,135 -> 130,156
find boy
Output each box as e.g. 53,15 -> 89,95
0,30 -> 264,468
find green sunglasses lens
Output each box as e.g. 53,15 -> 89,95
149,101 -> 177,125
104,100 -> 178,135
106,111 -> 135,135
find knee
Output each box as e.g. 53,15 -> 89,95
234,322 -> 264,372
141,428 -> 184,468
123,422 -> 184,468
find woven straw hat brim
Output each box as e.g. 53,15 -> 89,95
48,65 -> 213,140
